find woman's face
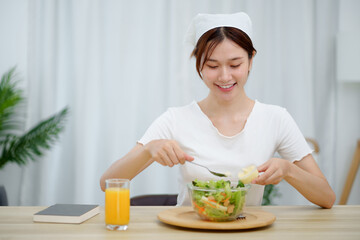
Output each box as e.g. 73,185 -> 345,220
201,38 -> 253,102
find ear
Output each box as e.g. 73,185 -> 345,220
248,50 -> 256,71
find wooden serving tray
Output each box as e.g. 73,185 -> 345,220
157,207 -> 276,230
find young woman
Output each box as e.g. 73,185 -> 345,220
100,12 -> 335,208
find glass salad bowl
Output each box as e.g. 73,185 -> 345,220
187,179 -> 249,222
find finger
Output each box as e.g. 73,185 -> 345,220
163,141 -> 180,166
257,166 -> 285,185
173,147 -> 186,164
158,150 -> 174,167
184,153 -> 194,161
259,173 -> 282,185
257,161 -> 270,173
165,153 -> 175,167
253,167 -> 276,185
251,175 -> 261,184
252,176 -> 265,185
166,147 -> 180,166
153,155 -> 166,166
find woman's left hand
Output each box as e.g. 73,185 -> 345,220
251,158 -> 291,185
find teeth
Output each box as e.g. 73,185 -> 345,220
219,84 -> 234,89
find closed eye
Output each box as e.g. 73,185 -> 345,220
231,64 -> 241,68
207,65 -> 218,69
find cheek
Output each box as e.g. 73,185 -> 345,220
237,64 -> 251,77
238,69 -> 248,77
201,69 -> 217,80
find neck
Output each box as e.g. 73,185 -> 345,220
199,93 -> 254,118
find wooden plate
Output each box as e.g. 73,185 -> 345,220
157,207 -> 276,230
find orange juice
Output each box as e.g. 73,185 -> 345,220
105,187 -> 130,225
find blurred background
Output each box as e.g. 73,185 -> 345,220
0,0 -> 359,206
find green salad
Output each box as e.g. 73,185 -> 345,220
188,179 -> 247,221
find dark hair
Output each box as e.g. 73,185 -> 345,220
191,27 -> 257,78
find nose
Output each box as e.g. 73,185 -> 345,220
218,67 -> 232,82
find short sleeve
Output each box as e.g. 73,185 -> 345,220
137,110 -> 174,145
276,109 -> 313,162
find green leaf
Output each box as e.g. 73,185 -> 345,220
262,184 -> 281,205
0,67 -> 24,135
0,67 -> 69,169
237,180 -> 245,188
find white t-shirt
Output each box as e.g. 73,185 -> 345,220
138,100 -> 312,206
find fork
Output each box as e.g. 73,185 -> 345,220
236,214 -> 246,220
188,161 -> 228,177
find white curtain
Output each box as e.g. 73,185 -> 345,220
0,0 -> 359,206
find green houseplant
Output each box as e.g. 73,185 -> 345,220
0,67 -> 68,170
262,184 -> 281,205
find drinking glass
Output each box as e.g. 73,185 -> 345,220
105,179 -> 130,230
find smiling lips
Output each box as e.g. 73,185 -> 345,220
217,83 -> 237,92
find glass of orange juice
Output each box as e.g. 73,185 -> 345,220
105,179 -> 130,230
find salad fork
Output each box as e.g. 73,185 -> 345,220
188,161 -> 228,177
236,214 -> 246,220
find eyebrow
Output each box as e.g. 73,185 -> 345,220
207,57 -> 244,62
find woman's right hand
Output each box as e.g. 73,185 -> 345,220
144,139 -> 194,167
